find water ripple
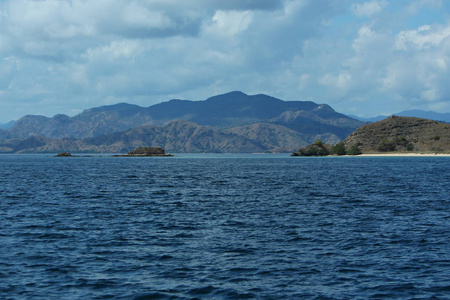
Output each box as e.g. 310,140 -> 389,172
0,155 -> 449,299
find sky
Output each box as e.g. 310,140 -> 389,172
1,0 -> 450,123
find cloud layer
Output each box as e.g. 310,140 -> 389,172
1,0 -> 450,121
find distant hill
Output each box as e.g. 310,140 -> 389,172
0,120 -> 267,153
226,122 -> 341,152
0,128 -> 10,140
79,120 -> 266,153
8,104 -> 154,139
0,121 -> 15,130
351,109 -> 450,123
343,116 -> 450,153
396,110 -> 450,123
349,115 -> 387,122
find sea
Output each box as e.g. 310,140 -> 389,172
1,153 -> 449,299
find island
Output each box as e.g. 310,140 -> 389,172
54,147 -> 173,157
113,146 -> 174,157
55,152 -> 94,157
292,116 -> 450,156
56,152 -> 73,157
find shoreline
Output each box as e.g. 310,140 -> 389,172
358,153 -> 450,157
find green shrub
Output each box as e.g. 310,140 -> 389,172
377,138 -> 396,152
396,136 -> 408,146
313,139 -> 324,146
298,147 -> 329,156
294,140 -> 330,156
347,144 -> 362,155
330,142 -> 346,155
431,146 -> 443,153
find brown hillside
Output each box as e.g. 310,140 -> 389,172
343,116 -> 450,153
226,122 -> 340,153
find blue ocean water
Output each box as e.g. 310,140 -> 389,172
1,154 -> 450,299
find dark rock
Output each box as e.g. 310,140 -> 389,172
56,152 -> 72,157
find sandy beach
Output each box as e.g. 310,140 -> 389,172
358,153 -> 450,157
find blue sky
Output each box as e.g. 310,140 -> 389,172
1,0 -> 450,123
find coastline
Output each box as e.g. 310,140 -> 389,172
358,153 -> 450,157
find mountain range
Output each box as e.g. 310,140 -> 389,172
2,91 -> 449,153
0,91 -> 365,153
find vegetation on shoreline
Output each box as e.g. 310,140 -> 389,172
344,116 -> 450,154
291,140 -> 362,156
293,116 -> 450,156
113,146 -> 173,157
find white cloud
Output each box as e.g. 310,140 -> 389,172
1,0 -> 450,122
205,10 -> 253,37
351,0 -> 386,18
380,23 -> 450,106
320,73 -> 352,90
395,24 -> 450,50
352,26 -> 388,53
298,74 -> 311,90
310,18 -> 450,115
122,4 -> 175,30
406,0 -> 442,15
0,57 -> 17,89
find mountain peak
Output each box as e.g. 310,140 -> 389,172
75,102 -> 144,120
314,104 -> 335,112
205,91 -> 248,102
81,102 -> 142,114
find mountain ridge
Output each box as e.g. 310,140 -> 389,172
1,91 -> 365,145
0,120 -> 269,153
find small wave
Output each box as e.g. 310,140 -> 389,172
133,292 -> 188,300
158,255 -> 175,260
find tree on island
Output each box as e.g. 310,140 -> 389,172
330,142 -> 346,155
292,140 -> 330,156
292,140 -> 362,156
346,144 -> 362,155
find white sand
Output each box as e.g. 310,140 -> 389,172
358,153 -> 450,157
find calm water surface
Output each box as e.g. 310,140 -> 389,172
0,154 -> 449,299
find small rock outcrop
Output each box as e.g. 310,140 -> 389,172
291,140 -> 331,156
56,152 -> 72,157
116,146 -> 173,157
